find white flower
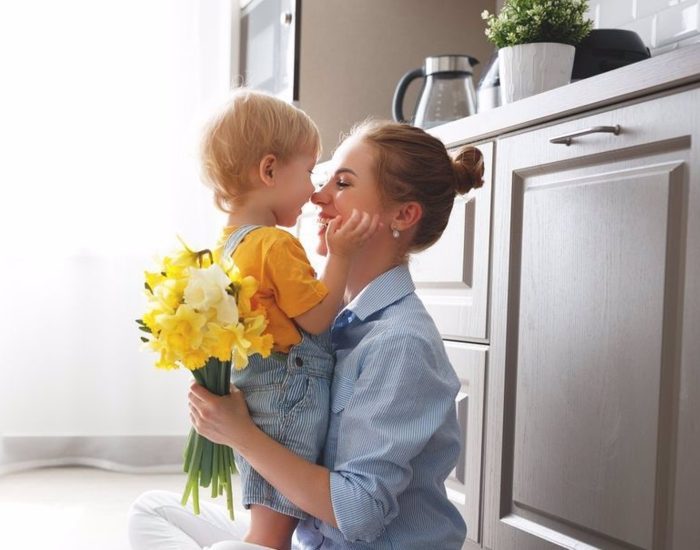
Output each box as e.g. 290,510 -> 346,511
215,293 -> 239,325
481,9 -> 490,19
184,264 -> 238,324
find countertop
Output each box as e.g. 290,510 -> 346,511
430,43 -> 700,147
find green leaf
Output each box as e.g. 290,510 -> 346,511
140,336 -> 150,343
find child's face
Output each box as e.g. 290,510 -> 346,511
273,151 -> 317,227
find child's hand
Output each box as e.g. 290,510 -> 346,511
325,209 -> 380,258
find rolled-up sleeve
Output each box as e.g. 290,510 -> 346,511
328,330 -> 457,543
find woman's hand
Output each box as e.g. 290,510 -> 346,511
188,381 -> 255,448
190,382 -> 338,526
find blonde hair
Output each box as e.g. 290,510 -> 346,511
200,89 -> 321,213
349,120 -> 484,252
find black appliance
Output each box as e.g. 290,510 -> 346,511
572,29 -> 651,81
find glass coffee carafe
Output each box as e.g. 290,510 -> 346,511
392,55 -> 479,129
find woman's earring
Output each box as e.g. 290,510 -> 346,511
392,227 -> 400,239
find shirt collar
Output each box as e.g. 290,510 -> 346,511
344,264 -> 415,322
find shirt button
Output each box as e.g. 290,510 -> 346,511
295,356 -> 304,367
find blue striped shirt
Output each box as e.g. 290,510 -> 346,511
294,264 -> 466,549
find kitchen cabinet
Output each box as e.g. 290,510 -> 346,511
482,86 -> 700,550
444,341 -> 488,548
294,45 -> 700,550
239,0 -> 300,102
410,142 -> 493,343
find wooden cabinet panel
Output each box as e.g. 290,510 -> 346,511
484,88 -> 700,550
444,341 -> 487,548
411,141 -> 494,343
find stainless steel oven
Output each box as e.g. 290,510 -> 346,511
239,0 -> 300,102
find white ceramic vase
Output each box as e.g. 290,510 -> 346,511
498,42 -> 576,104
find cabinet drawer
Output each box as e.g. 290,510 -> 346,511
411,141 -> 493,342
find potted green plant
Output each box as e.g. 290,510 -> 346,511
482,0 -> 593,104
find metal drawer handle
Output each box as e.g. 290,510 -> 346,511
549,124 -> 621,146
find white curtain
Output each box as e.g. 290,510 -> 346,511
0,0 -> 237,473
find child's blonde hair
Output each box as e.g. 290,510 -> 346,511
200,89 -> 321,213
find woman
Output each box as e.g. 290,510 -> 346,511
128,120 -> 484,550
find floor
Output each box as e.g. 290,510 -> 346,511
0,466 -> 248,550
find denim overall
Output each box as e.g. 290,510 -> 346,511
223,225 -> 334,519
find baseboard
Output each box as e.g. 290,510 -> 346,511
0,435 -> 188,476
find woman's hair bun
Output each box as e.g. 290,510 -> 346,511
452,146 -> 484,195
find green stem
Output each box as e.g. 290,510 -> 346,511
192,467 -> 200,515
181,471 -> 192,505
182,432 -> 204,514
192,368 -> 205,386
211,443 -> 219,498
200,438 -> 213,488
183,427 -> 195,472
181,359 -> 235,517
224,447 -> 234,520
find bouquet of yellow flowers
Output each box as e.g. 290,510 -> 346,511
137,237 -> 273,520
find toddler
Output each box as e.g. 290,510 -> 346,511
199,89 -> 378,550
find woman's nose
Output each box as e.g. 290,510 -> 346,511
311,183 -> 329,205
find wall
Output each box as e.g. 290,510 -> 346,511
588,0 -> 699,55
299,0 -> 495,159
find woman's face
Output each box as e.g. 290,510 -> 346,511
311,136 -> 385,256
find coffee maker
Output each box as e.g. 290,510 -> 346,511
392,55 -> 479,129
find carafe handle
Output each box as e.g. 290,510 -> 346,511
392,67 -> 425,123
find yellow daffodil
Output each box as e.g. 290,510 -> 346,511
138,236 -> 276,522
154,348 -> 179,371
139,238 -> 274,372
243,315 -> 273,359
202,323 -> 236,362
157,305 -> 207,359
151,278 -> 186,313
144,270 -> 167,293
182,348 -> 209,371
141,308 -> 163,334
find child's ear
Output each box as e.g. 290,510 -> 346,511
258,154 -> 277,187
391,201 -> 423,231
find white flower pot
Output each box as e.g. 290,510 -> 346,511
498,42 -> 576,104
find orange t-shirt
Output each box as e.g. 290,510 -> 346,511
218,226 -> 328,353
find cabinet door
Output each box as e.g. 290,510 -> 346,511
239,0 -> 299,101
410,141 -> 493,343
484,88 -> 700,550
444,341 -> 487,549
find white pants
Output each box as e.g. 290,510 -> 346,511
127,490 -> 272,550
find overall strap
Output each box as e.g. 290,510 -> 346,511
223,224 -> 263,258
